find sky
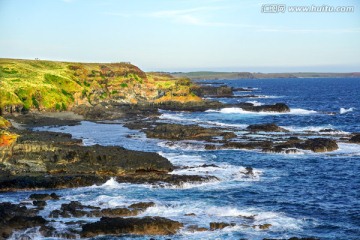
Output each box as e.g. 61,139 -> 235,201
0,0 -> 359,72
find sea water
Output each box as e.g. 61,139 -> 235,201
2,78 -> 360,240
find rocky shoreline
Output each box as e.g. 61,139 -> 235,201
0,82 -> 358,239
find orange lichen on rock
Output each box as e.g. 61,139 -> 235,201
0,131 -> 18,147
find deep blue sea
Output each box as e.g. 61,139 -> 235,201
2,78 -> 360,240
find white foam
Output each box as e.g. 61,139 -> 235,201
99,177 -> 125,189
159,113 -> 247,129
246,101 -> 262,106
206,107 -> 317,115
283,125 -> 349,134
340,107 -> 354,114
161,152 -> 261,184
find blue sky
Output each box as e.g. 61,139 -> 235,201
0,0 -> 359,72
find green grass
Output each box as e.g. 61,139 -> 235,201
0,58 -> 201,113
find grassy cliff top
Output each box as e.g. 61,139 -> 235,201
0,58 -> 201,114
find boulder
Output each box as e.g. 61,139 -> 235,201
81,216 -> 183,237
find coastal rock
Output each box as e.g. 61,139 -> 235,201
236,103 -> 290,113
191,85 -> 234,97
209,222 -> 235,230
187,225 -> 208,232
145,124 -> 222,141
33,201 -> 47,209
349,134 -> 360,143
247,123 -> 288,132
299,138 -> 338,152
222,141 -> 273,150
29,193 -> 60,201
81,216 -> 183,237
0,202 -> 45,239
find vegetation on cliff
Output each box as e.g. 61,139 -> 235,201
0,58 -> 201,114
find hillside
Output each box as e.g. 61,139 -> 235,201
0,59 -> 201,114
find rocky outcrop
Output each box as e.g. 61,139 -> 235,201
299,138 -> 338,152
145,124 -> 222,141
247,123 -> 289,132
209,222 -> 235,230
349,134 -> 360,143
81,216 -> 183,237
49,201 -> 155,218
236,103 -> 290,113
0,202 -> 46,239
1,130 -> 173,177
191,85 -> 234,97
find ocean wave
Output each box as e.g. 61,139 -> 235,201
159,113 -> 248,129
245,100 -> 263,106
340,107 -> 354,114
283,126 -> 349,134
161,152 -> 262,183
206,107 -> 317,115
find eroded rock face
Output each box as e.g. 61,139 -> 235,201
81,216 -> 183,237
0,130 -> 173,185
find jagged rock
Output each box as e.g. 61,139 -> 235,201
221,132 -> 237,140
33,201 -> 47,209
235,103 -> 290,113
187,225 -> 208,232
253,223 -> 272,230
191,85 -> 234,97
185,213 -> 196,216
0,202 -> 45,239
299,138 -> 338,152
247,123 -> 288,132
205,144 -> 217,150
222,141 -> 273,150
81,216 -> 183,237
29,193 -> 60,201
349,134 -> 360,143
210,222 -> 235,230
128,202 -> 155,210
145,124 -> 222,141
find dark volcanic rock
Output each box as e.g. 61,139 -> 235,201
0,202 -> 46,239
29,193 -> 60,201
349,134 -> 360,143
247,123 -> 288,132
145,124 -> 222,141
154,101 -> 224,112
299,138 -> 338,152
222,141 -> 273,150
81,216 -> 183,237
33,201 -> 47,209
191,85 -> 234,97
235,103 -> 290,113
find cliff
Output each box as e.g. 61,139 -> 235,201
0,59 -> 201,114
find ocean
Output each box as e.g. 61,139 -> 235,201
2,78 -> 360,240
